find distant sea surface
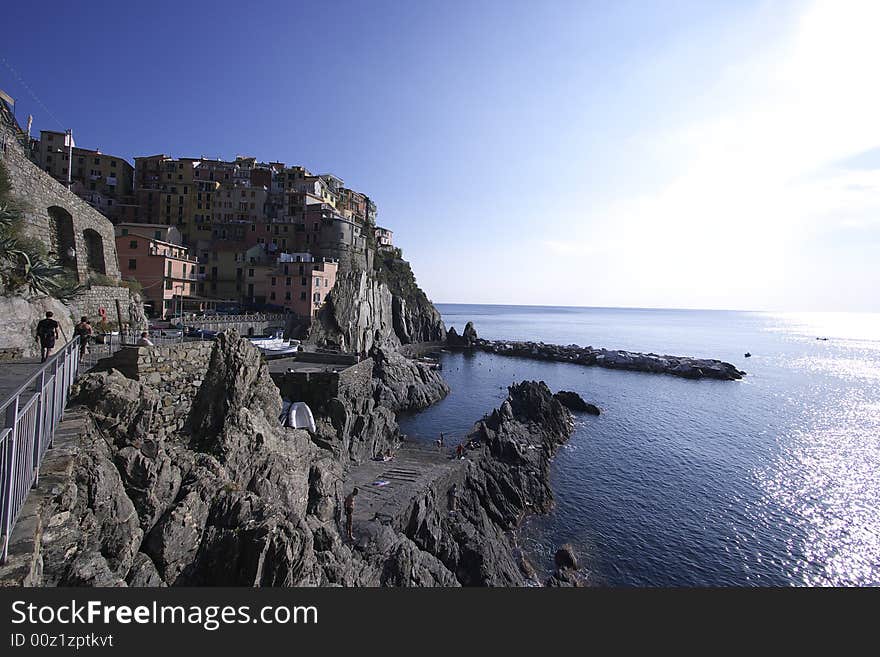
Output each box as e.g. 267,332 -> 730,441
397,304 -> 880,586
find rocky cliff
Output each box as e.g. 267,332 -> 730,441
309,253 -> 445,352
26,332 -> 576,587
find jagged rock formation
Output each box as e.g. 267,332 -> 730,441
554,390 -> 601,415
545,544 -> 584,587
446,321 -> 478,348
370,347 -> 450,412
400,381 -> 576,585
54,333 -> 459,586
310,254 -> 445,352
27,331 -> 579,587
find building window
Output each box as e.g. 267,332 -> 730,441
300,292 -> 306,301
128,259 -> 136,270
129,240 -> 137,249
165,280 -> 172,290
285,291 -> 291,300
122,228 -> 129,236
270,291 -> 276,300
248,268 -> 254,277
313,292 -> 321,303
271,277 -> 276,286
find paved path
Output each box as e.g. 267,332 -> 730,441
343,442 -> 467,533
0,407 -> 87,585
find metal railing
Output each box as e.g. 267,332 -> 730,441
0,338 -> 80,563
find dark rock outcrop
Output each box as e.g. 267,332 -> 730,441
401,381 -> 575,585
554,390 -> 601,415
370,347 -> 450,412
446,321 -> 478,348
545,543 -> 584,587
34,330 -> 579,588
309,254 -> 445,353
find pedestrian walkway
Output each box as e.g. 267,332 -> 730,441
342,442 -> 467,535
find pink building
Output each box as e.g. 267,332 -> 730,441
115,223 -> 198,318
266,254 -> 338,319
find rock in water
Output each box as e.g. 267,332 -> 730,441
545,543 -> 584,587
554,390 -> 601,415
446,321 -> 479,347
462,321 -> 478,346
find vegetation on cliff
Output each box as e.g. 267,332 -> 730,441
0,161 -> 82,300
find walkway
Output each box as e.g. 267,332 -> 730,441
343,442 -> 467,535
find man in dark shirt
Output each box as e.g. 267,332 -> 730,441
74,316 -> 92,357
35,311 -> 60,362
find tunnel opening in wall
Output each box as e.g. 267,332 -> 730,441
83,228 -> 106,275
48,205 -> 78,271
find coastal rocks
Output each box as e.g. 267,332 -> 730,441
554,390 -> 601,415
374,253 -> 446,345
402,381 -> 576,586
370,347 -> 450,412
446,321 -> 479,348
31,325 -> 584,588
476,339 -> 746,381
310,270 -> 399,353
545,544 -> 584,587
310,254 -> 446,353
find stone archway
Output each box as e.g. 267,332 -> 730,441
47,206 -> 77,270
83,228 -> 106,275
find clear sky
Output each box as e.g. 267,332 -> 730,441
2,0 -> 878,311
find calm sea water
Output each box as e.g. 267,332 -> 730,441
397,304 -> 880,586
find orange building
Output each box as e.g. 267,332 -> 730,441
114,223 -> 198,318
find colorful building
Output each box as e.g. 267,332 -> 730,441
375,226 -> 394,249
37,130 -> 135,222
267,253 -> 338,319
114,223 -> 198,318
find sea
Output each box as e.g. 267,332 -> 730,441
396,304 -> 880,586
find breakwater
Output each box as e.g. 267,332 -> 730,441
472,338 -> 745,380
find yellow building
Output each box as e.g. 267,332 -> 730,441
37,130 -> 134,221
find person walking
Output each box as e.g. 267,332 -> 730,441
35,311 -> 60,363
74,316 -> 92,357
344,487 -> 359,541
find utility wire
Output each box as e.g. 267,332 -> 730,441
1,55 -> 67,130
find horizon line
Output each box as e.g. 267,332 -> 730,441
431,302 -> 880,315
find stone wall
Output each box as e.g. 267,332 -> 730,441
69,285 -> 143,328
98,341 -> 214,431
0,123 -> 120,282
271,358 -> 372,414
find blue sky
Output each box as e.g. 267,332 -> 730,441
2,0 -> 878,311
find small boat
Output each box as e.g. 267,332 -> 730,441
744,352 -> 751,358
249,330 -> 301,356
279,400 -> 316,432
816,337 -> 828,341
